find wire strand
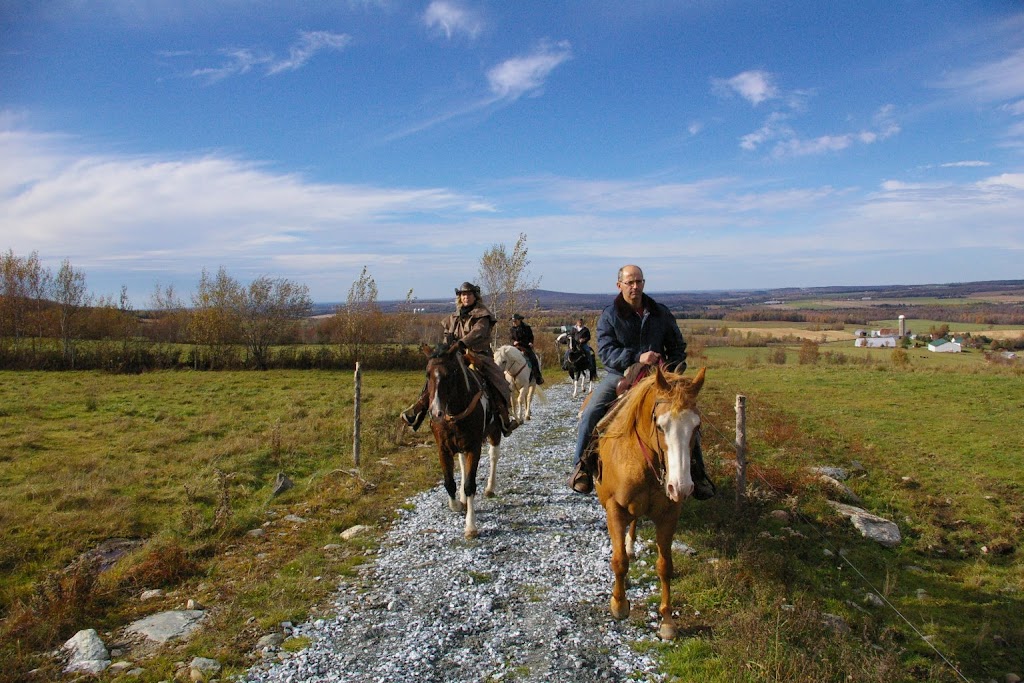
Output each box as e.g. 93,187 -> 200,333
698,411 -> 973,683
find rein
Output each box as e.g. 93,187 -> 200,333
429,352 -> 485,424
636,400 -> 667,485
506,357 -> 530,385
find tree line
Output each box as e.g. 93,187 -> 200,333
0,235 -> 540,373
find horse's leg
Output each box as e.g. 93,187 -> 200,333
625,519 -> 638,559
462,449 -> 481,539
604,502 -> 632,620
484,437 -> 499,498
450,451 -> 466,513
441,448 -> 462,513
524,384 -> 533,421
653,511 -> 681,640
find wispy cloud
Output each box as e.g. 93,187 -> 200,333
267,31 -> 351,75
487,41 -> 572,101
936,48 -> 1024,102
190,48 -> 272,83
423,0 -> 484,40
384,41 -> 572,141
940,160 -> 991,168
183,30 -> 350,83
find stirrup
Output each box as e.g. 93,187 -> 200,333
401,407 -> 425,431
501,416 -> 520,436
569,462 -> 593,494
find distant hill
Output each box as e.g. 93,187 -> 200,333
313,279 -> 1024,316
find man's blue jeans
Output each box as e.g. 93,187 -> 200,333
573,371 -> 622,467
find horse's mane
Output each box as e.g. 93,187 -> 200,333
602,368 -> 693,440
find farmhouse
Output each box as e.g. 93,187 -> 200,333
927,338 -> 962,353
855,336 -> 898,348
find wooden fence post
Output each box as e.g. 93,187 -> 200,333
735,394 -> 747,502
353,362 -> 362,467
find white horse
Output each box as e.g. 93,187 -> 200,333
493,344 -> 539,423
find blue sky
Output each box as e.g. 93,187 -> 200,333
2,1 -> 1023,305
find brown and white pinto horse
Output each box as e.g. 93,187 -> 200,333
593,365 -> 706,640
420,343 -> 502,539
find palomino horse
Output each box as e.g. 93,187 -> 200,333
593,365 -> 706,640
419,343 -> 502,540
493,344 -> 538,422
556,331 -> 594,398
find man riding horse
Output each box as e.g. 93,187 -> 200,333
509,313 -> 544,385
569,264 -> 715,499
401,282 -> 520,437
565,317 -> 598,380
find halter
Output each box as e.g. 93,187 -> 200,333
504,356 -> 530,385
429,351 -> 485,424
636,400 -> 668,485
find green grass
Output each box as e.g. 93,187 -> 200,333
0,367 -> 436,682
660,348 -> 1024,681
2,351 -> 1022,682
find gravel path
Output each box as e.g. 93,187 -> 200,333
242,380 -> 669,683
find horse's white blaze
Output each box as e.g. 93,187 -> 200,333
658,409 -> 699,503
428,367 -> 445,419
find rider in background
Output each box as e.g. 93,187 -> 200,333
510,313 -> 544,385
569,264 -> 715,499
569,317 -> 598,381
401,282 -> 520,437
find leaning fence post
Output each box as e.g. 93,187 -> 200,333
735,394 -> 747,502
353,362 -> 362,468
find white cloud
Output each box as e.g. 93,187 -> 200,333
191,48 -> 271,83
423,0 -> 484,40
0,126 -> 491,295
267,31 -> 351,75
936,48 -> 1024,102
1002,99 -> 1024,115
714,70 -> 778,106
183,30 -> 349,83
487,41 -> 572,101
940,160 -> 991,168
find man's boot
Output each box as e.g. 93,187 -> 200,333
570,440 -> 596,494
691,430 -> 716,500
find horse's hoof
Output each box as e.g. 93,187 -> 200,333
449,499 -> 464,513
609,598 -> 630,620
658,622 -> 678,640
484,489 -> 496,498
464,528 -> 479,540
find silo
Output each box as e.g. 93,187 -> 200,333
898,315 -> 906,338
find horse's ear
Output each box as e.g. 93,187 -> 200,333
690,366 -> 706,393
655,364 -> 671,391
420,343 -> 432,357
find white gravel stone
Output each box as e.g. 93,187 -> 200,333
242,381 -> 668,683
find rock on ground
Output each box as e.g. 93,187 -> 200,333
242,380 -> 670,683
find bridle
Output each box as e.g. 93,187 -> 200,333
635,398 -> 699,487
428,351 -> 485,425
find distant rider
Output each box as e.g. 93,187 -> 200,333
510,313 -> 544,385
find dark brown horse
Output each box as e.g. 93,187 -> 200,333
420,343 -> 503,539
593,365 -> 706,639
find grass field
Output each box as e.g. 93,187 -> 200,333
1,341 -> 1021,682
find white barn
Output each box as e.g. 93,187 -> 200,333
855,337 -> 898,348
927,339 -> 962,353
